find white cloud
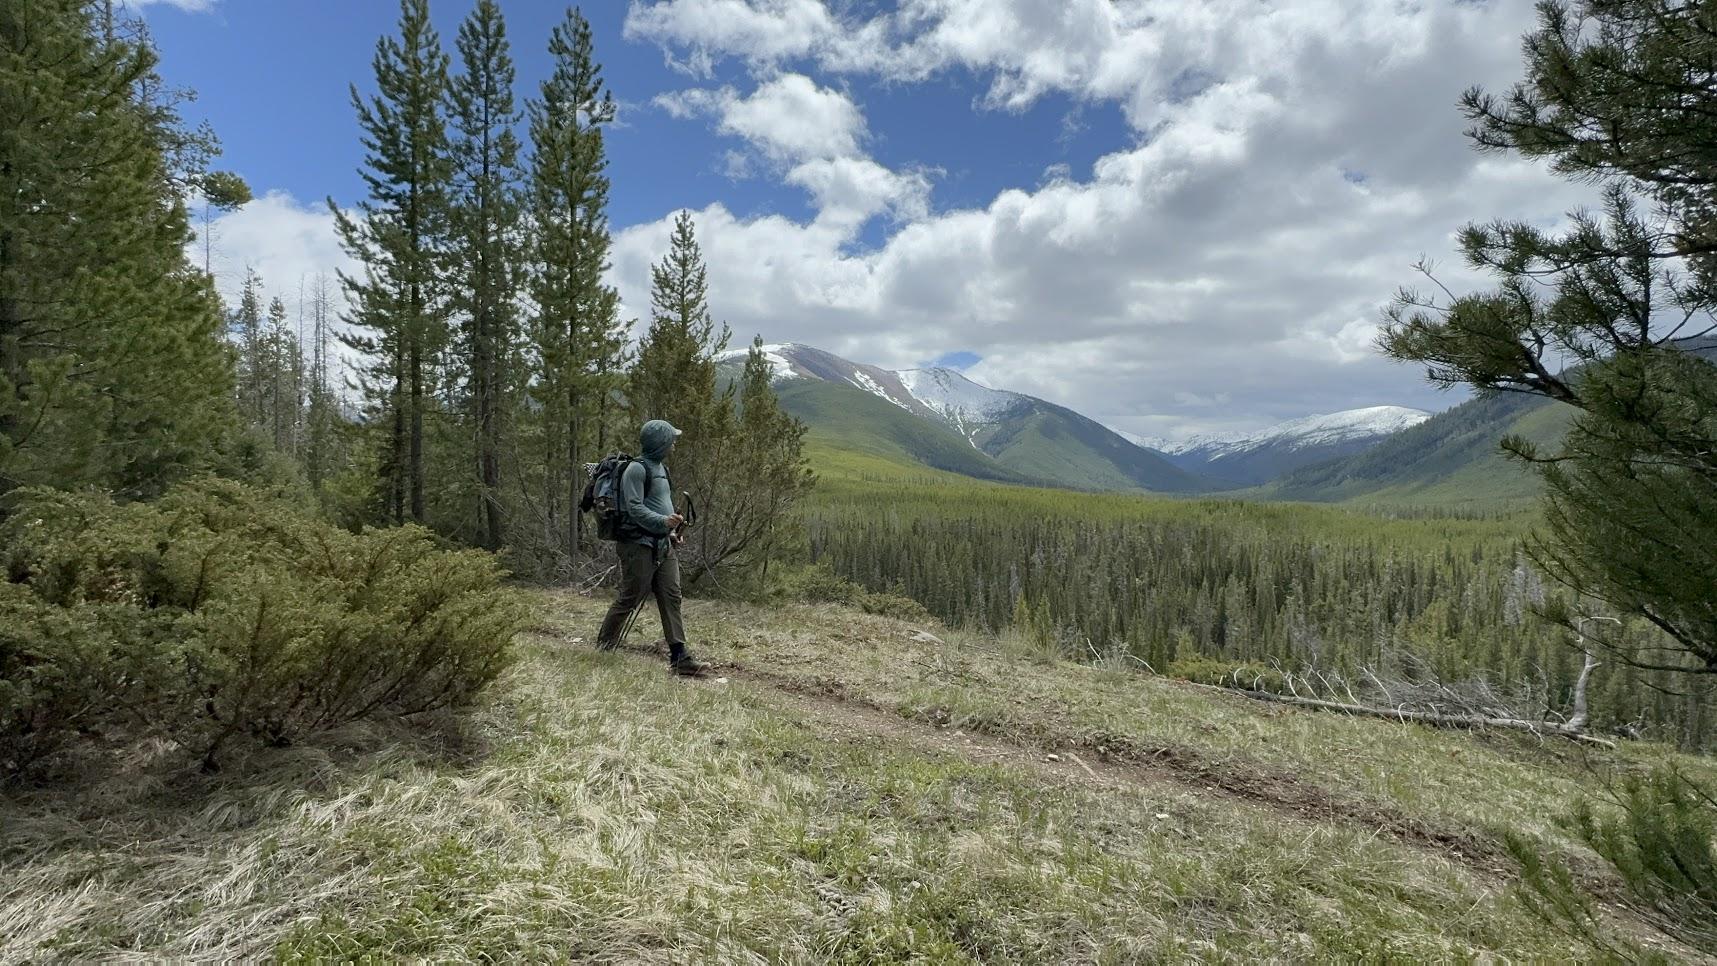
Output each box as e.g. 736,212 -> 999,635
616,0 -> 1598,438
655,73 -> 931,237
786,157 -> 931,230
194,191 -> 354,313
655,74 -> 867,163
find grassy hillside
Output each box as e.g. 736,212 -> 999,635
6,592 -> 1705,959
1264,393 -> 1572,510
774,378 -> 1034,484
977,401 -> 1213,493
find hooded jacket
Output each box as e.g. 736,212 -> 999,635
620,419 -> 680,550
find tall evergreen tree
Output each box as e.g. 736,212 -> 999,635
0,0 -> 235,500
262,294 -> 304,455
1379,0 -> 1717,674
525,6 -> 624,565
331,0 -> 452,525
630,211 -> 734,576
692,335 -> 813,585
632,211 -> 732,433
448,0 -> 522,551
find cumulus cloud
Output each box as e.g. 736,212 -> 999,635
655,74 -> 866,163
655,73 -> 932,234
195,191 -> 354,311
618,0 -> 1595,439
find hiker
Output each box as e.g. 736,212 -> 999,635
595,419 -> 705,676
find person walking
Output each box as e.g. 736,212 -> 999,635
595,419 -> 705,675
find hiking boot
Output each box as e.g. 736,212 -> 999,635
595,638 -> 618,652
669,653 -> 707,677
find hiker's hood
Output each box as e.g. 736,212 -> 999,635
640,419 -> 681,462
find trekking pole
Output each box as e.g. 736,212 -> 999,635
616,594 -> 646,647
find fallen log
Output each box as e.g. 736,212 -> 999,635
1188,683 -> 1618,747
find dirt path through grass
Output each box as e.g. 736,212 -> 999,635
607,640 -> 1511,879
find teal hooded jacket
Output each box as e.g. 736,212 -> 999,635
620,419 -> 680,549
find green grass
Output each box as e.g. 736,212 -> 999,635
9,590 -> 1702,960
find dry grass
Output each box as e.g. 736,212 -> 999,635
1,590 -> 1697,960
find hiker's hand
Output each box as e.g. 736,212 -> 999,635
666,513 -> 684,529
671,532 -> 685,547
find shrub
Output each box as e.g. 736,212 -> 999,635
1510,767 -> 1717,956
0,479 -> 528,774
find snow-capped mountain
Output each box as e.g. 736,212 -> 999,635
716,343 -> 1031,447
1143,406 -> 1432,486
716,344 -> 1429,491
715,344 -> 1208,492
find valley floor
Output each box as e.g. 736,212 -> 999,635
3,592 -> 1710,962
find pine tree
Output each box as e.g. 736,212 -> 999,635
632,211 -> 731,431
262,295 -> 304,455
331,0 -> 452,525
448,0 -> 522,551
525,6 -> 624,566
686,336 -> 813,586
0,0 -> 236,500
1378,0 -> 1717,674
631,212 -> 734,579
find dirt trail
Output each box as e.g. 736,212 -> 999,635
600,637 -> 1505,871
688,656 -> 1711,963
713,660 -> 1507,864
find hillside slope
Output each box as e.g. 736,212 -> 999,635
1264,393 -> 1571,508
1266,336 -> 1717,508
774,378 -> 1034,484
5,593 -> 1707,960
975,398 -> 1214,492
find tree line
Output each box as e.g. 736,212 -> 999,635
804,483 -> 1714,749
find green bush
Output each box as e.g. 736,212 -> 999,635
1511,767 -> 1717,956
1168,656 -> 1291,694
0,480 -> 528,774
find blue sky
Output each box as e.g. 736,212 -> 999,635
141,1 -> 1121,235
140,0 -> 1589,440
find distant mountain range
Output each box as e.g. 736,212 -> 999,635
718,344 -> 1438,495
1123,406 -> 1432,487
714,337 -> 1716,506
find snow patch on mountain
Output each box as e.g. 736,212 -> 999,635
898,368 -> 1019,420
1215,406 -> 1430,457
714,343 -> 802,382
1117,406 -> 1430,458
849,369 -> 910,410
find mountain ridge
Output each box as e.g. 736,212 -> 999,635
717,343 -> 1210,492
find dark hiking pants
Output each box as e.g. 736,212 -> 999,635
597,541 -> 687,655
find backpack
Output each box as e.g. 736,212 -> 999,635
580,453 -> 637,541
